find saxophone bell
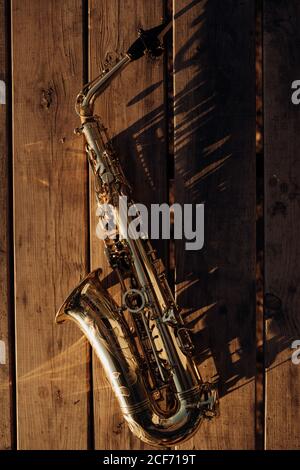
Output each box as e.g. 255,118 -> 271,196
56,269 -> 218,447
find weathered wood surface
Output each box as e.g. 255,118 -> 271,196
1,0 -> 299,451
12,0 -> 90,449
173,0 -> 256,449
89,0 -> 167,450
264,0 -> 300,450
0,0 -> 13,450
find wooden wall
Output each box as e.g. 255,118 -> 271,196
0,0 -> 299,450
264,0 -> 300,450
0,0 -> 14,451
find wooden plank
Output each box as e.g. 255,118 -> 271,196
89,0 -> 167,449
12,0 -> 90,449
0,0 -> 14,450
264,0 -> 300,450
173,0 -> 256,449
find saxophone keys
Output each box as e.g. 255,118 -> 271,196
161,308 -> 177,325
176,327 -> 195,355
123,288 -> 146,313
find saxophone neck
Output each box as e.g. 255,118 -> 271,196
77,55 -> 131,119
76,23 -> 166,119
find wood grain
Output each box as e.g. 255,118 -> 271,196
12,0 -> 90,449
89,0 -> 167,449
173,0 -> 256,449
0,0 -> 14,450
264,0 -> 300,450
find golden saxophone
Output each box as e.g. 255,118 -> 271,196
56,24 -> 218,447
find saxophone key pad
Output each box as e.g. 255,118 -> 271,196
123,288 -> 145,313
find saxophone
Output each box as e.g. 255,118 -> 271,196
56,24 -> 218,447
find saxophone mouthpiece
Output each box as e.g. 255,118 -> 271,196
127,21 -> 171,61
